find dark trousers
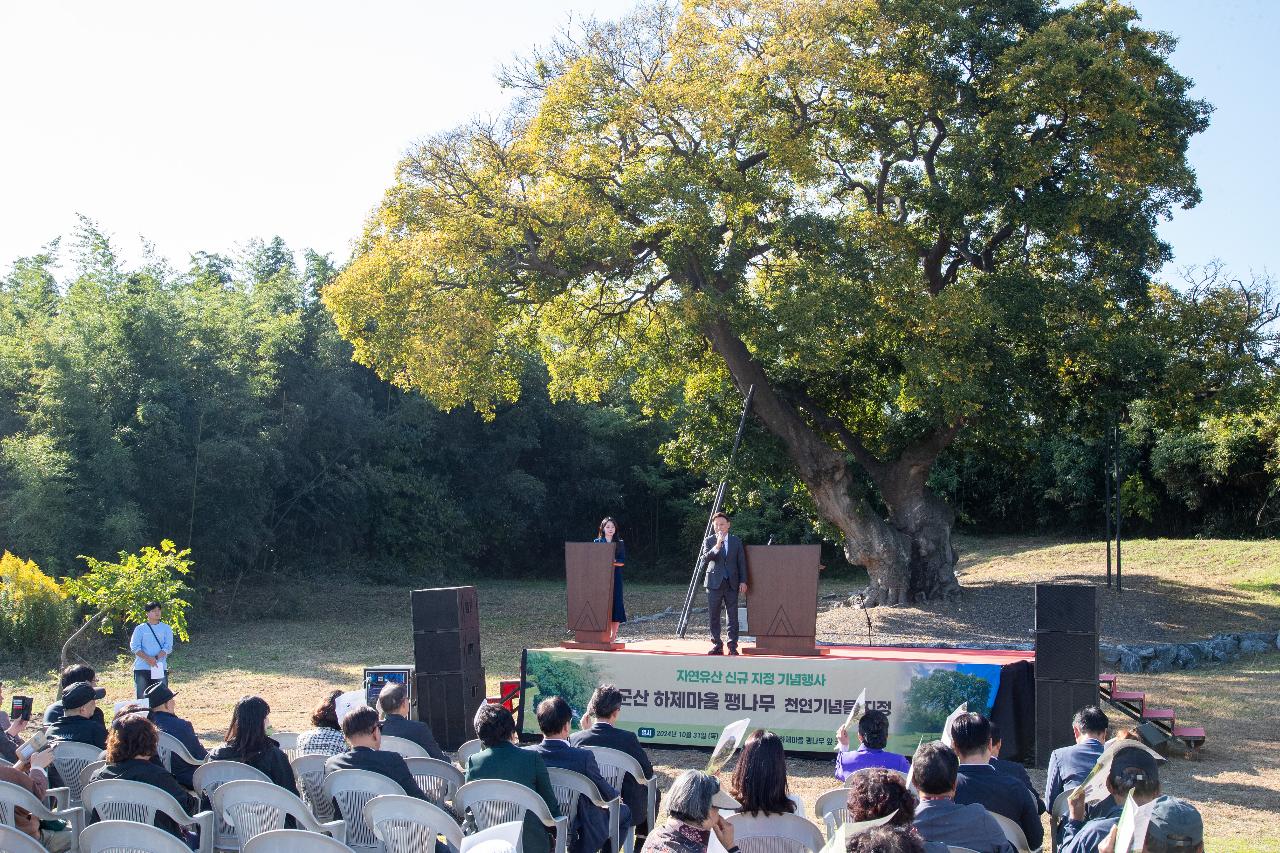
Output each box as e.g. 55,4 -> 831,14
707,584 -> 739,648
134,669 -> 168,699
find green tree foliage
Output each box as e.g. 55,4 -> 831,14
901,669 -> 992,732
325,0 -> 1210,604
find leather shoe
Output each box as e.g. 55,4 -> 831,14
728,646 -> 739,656
708,645 -> 724,655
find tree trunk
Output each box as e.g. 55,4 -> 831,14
60,609 -> 106,671
871,461 -> 961,604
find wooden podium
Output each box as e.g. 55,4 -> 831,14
743,544 -> 823,656
562,541 -> 623,650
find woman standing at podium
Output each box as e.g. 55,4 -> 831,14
595,516 -> 627,640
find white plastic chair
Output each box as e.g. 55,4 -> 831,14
271,733 -> 301,762
1048,790 -> 1070,843
192,759 -> 273,851
81,819 -> 195,853
290,754 -> 335,822
81,778 -> 214,853
404,756 -> 464,814
989,811 -> 1033,853
813,788 -> 849,840
364,793 -> 464,853
716,812 -> 825,853
0,778 -> 86,846
454,739 -> 484,768
242,828 -> 356,852
157,731 -> 208,774
584,746 -> 659,833
323,768 -> 405,850
461,820 -> 525,853
456,778 -> 569,853
380,736 -> 430,759
0,822 -> 50,853
78,760 -> 108,801
214,779 -> 347,847
51,740 -> 105,806
548,767 -> 626,853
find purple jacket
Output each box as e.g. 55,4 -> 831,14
835,743 -> 912,780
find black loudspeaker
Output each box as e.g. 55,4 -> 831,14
412,587 -> 480,633
1035,584 -> 1099,633
415,670 -> 486,750
1034,630 -> 1100,682
413,630 -> 484,673
1034,679 -> 1100,767
411,586 -> 485,751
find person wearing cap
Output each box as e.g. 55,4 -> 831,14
641,769 -> 739,853
1060,745 -> 1161,853
130,601 -> 175,698
1134,797 -> 1203,853
951,712 -> 1043,850
42,664 -> 104,725
1046,705 -> 1109,814
146,681 -> 207,788
46,681 -> 108,749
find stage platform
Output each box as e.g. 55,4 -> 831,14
520,640 -> 1034,756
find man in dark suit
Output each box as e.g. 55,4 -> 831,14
466,703 -> 561,853
911,741 -> 1015,853
988,721 -> 1044,814
325,706 -> 430,801
145,682 -> 207,788
528,696 -> 631,853
951,712 -> 1042,850
700,512 -> 748,655
377,681 -> 449,762
1044,705 -> 1108,813
570,684 -> 657,837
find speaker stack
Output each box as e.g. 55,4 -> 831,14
1034,583 -> 1100,767
412,586 -> 486,751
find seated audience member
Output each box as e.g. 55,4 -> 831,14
1045,705 -> 1109,811
836,709 -> 911,780
910,741 -> 1014,853
145,682 -> 207,788
378,681 -> 449,761
1138,797 -> 1203,853
528,696 -> 631,853
640,770 -> 735,853
0,744 -> 63,849
572,683 -> 659,835
730,729 -> 795,815
43,664 -> 103,725
326,705 -> 429,800
466,702 -> 561,853
951,712 -> 1043,850
47,681 -> 108,749
989,721 -> 1045,814
846,768 -> 946,853
0,681 -> 24,753
846,826 -> 925,853
296,690 -> 348,757
208,695 -> 298,794
1060,746 -> 1160,853
90,712 -> 200,842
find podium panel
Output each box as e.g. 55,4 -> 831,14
563,541 -> 620,649
743,544 -> 822,656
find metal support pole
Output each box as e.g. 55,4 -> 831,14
1114,424 -> 1122,593
1104,434 -> 1112,588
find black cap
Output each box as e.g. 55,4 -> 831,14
143,682 -> 177,707
61,681 -> 106,710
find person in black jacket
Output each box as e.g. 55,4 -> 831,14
207,695 -> 298,795
43,664 -> 104,726
376,682 -> 449,762
145,682 -> 207,788
90,712 -> 199,841
950,713 -> 1043,850
325,705 -> 429,801
988,722 -> 1045,814
47,682 -> 108,750
571,684 -> 658,836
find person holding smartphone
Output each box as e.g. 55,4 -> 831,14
0,680 -> 31,757
0,740 -> 56,844
130,601 -> 175,698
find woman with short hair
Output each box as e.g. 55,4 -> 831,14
641,770 -> 738,853
208,695 -> 298,794
846,768 -> 944,851
296,690 -> 346,756
729,730 -> 795,816
90,712 -> 199,840
464,703 -> 560,853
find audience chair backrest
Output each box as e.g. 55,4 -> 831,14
364,793 -> 464,853
156,730 -> 207,773
1049,790 -> 1070,831
193,759 -> 274,852
242,828 -> 356,853
51,739 -> 105,805
290,753 -> 336,823
549,767 -> 624,853
460,820 -> 526,853
813,788 -> 850,840
81,777 -> 215,853
0,778 -> 87,841
379,735 -> 430,759
0,822 -> 50,853
989,811 -> 1032,853
78,759 -> 108,801
81,818 -> 197,853
454,739 -> 483,767
403,756 -> 464,813
456,778 -> 569,853
717,812 -> 825,853
323,768 -> 405,850
214,778 -> 347,847
271,732 -> 301,761
584,745 -> 659,831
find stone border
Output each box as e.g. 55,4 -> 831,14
1100,631 -> 1280,673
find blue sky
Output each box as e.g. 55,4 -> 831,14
0,1 -> 1275,280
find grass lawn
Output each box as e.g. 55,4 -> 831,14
3,536 -> 1277,849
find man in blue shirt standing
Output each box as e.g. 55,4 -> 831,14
130,602 -> 175,698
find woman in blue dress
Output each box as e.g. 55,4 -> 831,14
595,516 -> 627,641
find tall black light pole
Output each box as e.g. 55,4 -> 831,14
1114,423 -> 1123,593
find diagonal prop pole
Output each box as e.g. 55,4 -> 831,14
677,385 -> 755,638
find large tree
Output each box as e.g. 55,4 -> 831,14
325,0 -> 1209,604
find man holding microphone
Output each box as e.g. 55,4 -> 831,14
701,512 -> 748,655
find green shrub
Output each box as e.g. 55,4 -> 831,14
0,550 -> 73,655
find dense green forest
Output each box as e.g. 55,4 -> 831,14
0,222 -> 1276,592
